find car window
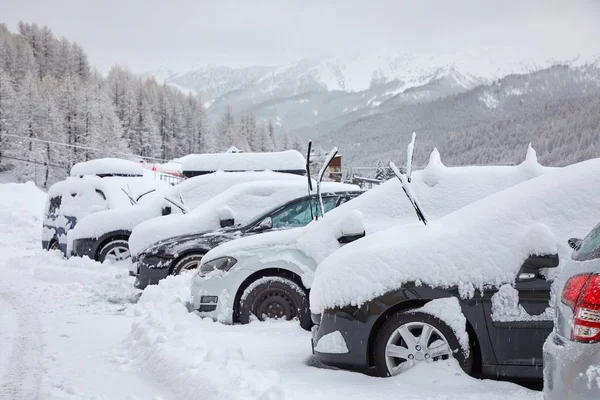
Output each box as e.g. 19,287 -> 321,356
271,197 -> 336,229
48,196 -> 62,217
578,222 -> 600,258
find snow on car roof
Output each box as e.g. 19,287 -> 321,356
182,150 -> 306,174
69,171 -> 307,242
309,158 -> 600,314
204,146 -> 554,268
70,158 -> 144,177
129,180 -> 358,256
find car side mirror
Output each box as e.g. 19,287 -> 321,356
220,218 -> 235,228
517,254 -> 559,281
162,206 -> 172,216
568,238 -> 583,251
337,231 -> 366,244
253,217 -> 272,232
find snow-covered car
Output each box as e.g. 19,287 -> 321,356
191,145 -> 553,329
543,222 -> 600,400
42,160 -> 169,256
309,158 -> 600,380
133,190 -> 361,290
68,171 -> 304,264
130,179 -> 358,283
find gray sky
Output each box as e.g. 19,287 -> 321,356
3,0 -> 600,72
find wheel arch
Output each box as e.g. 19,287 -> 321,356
94,230 -> 132,261
232,266 -> 308,323
366,297 -> 483,373
169,250 -> 208,274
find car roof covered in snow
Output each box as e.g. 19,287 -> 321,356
129,180 -> 358,256
70,158 -> 145,178
309,157 -> 600,314
181,150 -> 306,176
69,171 -> 307,241
204,146 -> 555,268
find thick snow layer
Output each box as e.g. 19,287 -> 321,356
129,180 -> 357,256
204,150 -> 553,276
69,171 -> 304,241
0,181 -> 543,400
70,158 -> 144,177
314,330 -> 349,354
182,150 -> 306,173
310,158 -> 600,313
416,298 -> 470,356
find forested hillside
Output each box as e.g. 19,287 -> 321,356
316,65 -> 600,167
0,23 -> 302,187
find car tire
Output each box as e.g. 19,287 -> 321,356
238,276 -> 311,330
98,239 -> 131,263
171,254 -> 204,275
373,311 -> 472,377
48,239 -> 59,251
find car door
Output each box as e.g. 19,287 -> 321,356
481,273 -> 553,367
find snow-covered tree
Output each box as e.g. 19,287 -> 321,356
0,69 -> 17,166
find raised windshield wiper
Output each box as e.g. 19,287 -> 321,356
390,132 -> 428,225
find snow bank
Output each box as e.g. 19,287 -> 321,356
69,171 -> 304,241
310,158 -> 600,313
204,150 -> 553,276
183,150 -> 306,173
129,180 -> 357,256
118,273 -> 284,400
70,158 -> 144,177
0,182 -> 46,247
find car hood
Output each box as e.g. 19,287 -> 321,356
138,229 -> 244,258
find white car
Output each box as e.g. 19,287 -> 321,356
42,159 -> 170,256
67,171 -> 304,264
191,145 -> 553,328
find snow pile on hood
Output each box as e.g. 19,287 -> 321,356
310,158 -> 600,313
204,148 -> 553,269
130,180 -> 357,256
118,273 -> 283,400
70,158 -> 144,177
69,171 -> 304,241
183,150 -> 306,173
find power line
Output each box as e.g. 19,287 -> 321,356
1,154 -> 67,169
1,133 -> 169,163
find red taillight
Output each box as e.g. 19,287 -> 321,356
562,274 -> 600,343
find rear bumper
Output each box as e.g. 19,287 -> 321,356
71,238 -> 97,259
543,332 -> 600,400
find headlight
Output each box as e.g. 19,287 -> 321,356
199,256 -> 237,277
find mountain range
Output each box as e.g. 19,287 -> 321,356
145,48 -> 600,168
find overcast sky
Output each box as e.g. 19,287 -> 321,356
3,0 -> 600,72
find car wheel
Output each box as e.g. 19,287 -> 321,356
172,254 -> 204,275
373,311 -> 472,377
98,239 -> 131,263
238,276 -> 311,330
48,239 -> 59,251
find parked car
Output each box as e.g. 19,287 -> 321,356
134,190 -> 361,290
42,160 -> 169,256
190,143 -> 553,329
543,222 -> 600,399
308,158 -> 600,380
67,171 -> 304,264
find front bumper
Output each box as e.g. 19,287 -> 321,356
134,262 -> 171,290
71,238 -> 97,259
543,332 -> 600,400
311,306 -> 373,372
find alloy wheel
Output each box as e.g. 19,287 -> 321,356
384,321 -> 452,375
105,246 -> 130,262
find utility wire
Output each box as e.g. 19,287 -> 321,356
1,133 -> 169,163
1,154 -> 67,169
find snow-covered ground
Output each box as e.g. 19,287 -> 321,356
0,181 -> 542,399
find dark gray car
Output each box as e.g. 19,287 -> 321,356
544,222 -> 600,400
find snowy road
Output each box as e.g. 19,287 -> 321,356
0,182 -> 543,399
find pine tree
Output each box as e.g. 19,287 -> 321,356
16,71 -> 44,183
0,69 -> 16,167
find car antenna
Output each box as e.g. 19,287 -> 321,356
306,140 -> 315,221
317,147 -> 339,219
389,132 -> 427,225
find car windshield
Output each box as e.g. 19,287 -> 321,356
578,222 -> 600,259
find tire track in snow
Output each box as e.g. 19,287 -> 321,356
0,286 -> 43,400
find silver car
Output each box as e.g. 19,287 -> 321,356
544,222 -> 600,400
